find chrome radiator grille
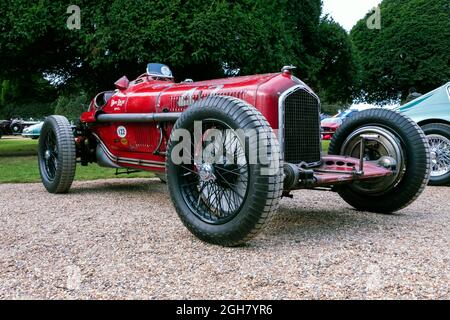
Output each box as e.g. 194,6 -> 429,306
281,87 -> 321,165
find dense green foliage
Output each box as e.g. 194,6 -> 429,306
316,17 -> 361,113
0,77 -> 56,119
0,0 -> 359,119
53,91 -> 90,122
351,0 -> 450,103
1,0 -> 446,116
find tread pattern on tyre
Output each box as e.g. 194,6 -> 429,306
38,115 -> 76,194
166,96 -> 283,246
329,108 -> 430,213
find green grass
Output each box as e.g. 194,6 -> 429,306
0,138 -> 38,156
0,139 -> 153,183
0,156 -> 154,183
322,140 -> 330,154
0,138 -> 331,183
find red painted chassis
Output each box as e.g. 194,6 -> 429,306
76,69 -> 393,191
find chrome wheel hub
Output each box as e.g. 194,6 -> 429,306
198,163 -> 216,182
427,134 -> 450,177
341,126 -> 405,195
430,151 -> 437,163
44,150 -> 51,160
377,156 -> 397,170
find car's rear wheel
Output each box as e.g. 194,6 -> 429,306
329,109 -> 430,213
421,123 -> 450,186
166,96 -> 283,246
38,115 -> 76,193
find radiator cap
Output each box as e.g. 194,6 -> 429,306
281,65 -> 297,75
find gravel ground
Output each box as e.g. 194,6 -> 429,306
0,178 -> 448,300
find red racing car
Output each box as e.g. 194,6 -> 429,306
37,63 -> 430,246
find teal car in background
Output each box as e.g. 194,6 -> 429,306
21,121 -> 43,139
397,82 -> 450,185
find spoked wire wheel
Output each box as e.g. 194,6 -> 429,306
167,96 -> 283,246
427,134 -> 450,178
421,123 -> 450,186
178,120 -> 249,224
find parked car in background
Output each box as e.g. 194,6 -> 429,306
22,122 -> 44,139
0,118 -> 39,139
321,109 -> 359,140
397,82 -> 450,185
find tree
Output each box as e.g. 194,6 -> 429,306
315,17 -> 361,111
79,0 -> 300,87
0,0 -> 295,92
351,0 -> 450,104
0,0 -> 359,118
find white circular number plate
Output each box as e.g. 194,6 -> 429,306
117,126 -> 127,138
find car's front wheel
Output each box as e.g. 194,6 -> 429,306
329,109 -> 430,213
38,115 -> 76,193
166,96 -> 283,246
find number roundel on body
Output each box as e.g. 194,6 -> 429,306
117,126 -> 127,138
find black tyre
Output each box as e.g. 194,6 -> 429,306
10,121 -> 22,134
421,123 -> 450,186
38,115 -> 76,193
166,96 -> 283,246
329,109 -> 430,213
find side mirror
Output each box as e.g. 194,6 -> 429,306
114,76 -> 129,91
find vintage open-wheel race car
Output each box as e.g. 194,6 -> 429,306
38,63 -> 430,246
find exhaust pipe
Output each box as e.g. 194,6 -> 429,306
96,113 -> 181,123
96,145 -> 121,168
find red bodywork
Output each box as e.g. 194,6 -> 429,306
80,71 -> 392,187
81,72 -> 297,172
